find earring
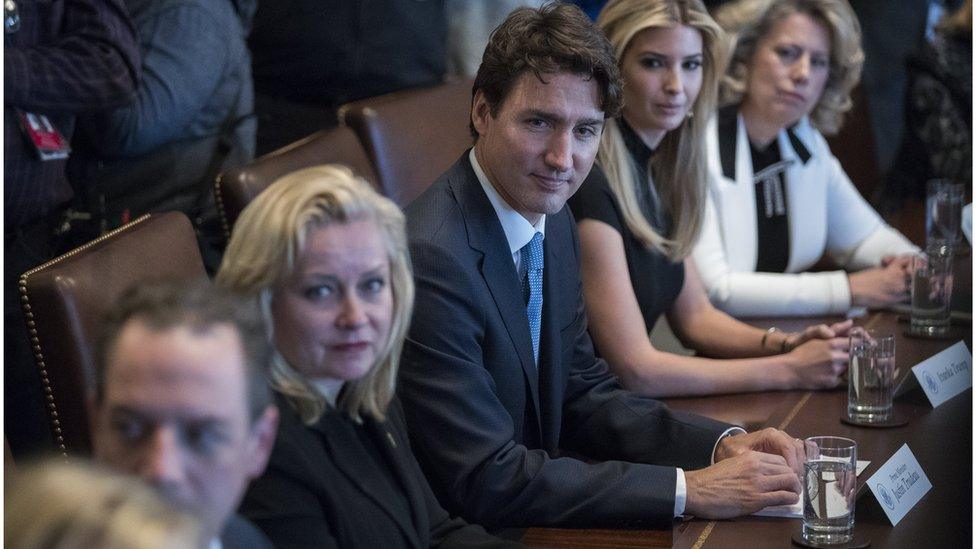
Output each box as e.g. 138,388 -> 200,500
686,110 -> 695,120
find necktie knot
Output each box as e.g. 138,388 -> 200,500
521,232 -> 544,272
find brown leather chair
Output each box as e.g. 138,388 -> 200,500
18,212 -> 208,456
214,125 -> 378,239
339,78 -> 474,207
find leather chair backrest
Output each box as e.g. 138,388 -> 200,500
214,126 -> 378,239
339,78 -> 474,207
18,212 -> 208,456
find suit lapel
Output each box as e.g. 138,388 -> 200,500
449,157 -> 544,439
312,412 -> 423,549
721,114 -> 759,271
366,418 -> 427,549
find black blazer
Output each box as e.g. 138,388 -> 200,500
239,394 -> 516,549
399,153 -> 732,529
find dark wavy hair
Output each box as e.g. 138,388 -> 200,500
470,2 -> 623,139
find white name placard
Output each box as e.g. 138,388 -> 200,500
866,444 -> 932,526
911,341 -> 972,407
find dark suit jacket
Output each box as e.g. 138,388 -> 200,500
239,393 -> 517,549
399,153 -> 732,529
221,514 -> 272,549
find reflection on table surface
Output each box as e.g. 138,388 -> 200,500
517,254 -> 972,548
666,308 -> 971,549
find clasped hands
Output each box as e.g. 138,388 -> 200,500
684,428 -> 808,519
849,254 -> 914,309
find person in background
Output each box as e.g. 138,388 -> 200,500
879,0 -> 972,216
5,0 -> 140,458
568,0 -> 849,398
70,0 -> 257,270
692,0 -> 918,318
401,3 -> 809,531
247,0 -> 447,155
218,165 -> 518,548
90,281 -> 278,549
5,459 -> 205,549
850,0 -> 961,180
446,1 -> 545,77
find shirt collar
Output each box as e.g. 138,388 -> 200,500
311,378 -> 345,407
469,149 -> 546,256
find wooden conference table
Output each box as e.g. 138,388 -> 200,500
521,258 -> 972,548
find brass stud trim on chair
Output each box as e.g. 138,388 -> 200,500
19,214 -> 153,458
214,173 -> 233,242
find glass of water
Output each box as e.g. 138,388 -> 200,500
910,243 -> 954,337
803,436 -> 857,545
847,328 -> 896,423
926,180 -> 964,248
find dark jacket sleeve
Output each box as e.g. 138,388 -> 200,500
5,0 -> 140,113
399,236 -> 724,530
82,2 -> 233,156
238,424 -> 341,549
556,208 -> 730,467
388,401 -> 523,549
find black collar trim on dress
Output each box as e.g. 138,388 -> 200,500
718,105 -> 812,181
618,116 -> 656,170
786,125 -> 812,165
718,105 -> 739,180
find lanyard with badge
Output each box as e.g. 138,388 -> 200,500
7,0 -> 72,161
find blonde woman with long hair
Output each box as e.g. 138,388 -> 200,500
568,0 -> 851,397
217,165 -> 515,548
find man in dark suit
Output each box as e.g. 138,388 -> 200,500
90,281 -> 279,548
400,3 -> 807,529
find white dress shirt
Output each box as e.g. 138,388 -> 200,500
470,149 -> 546,277
312,378 -> 345,408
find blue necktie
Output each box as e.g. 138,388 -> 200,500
520,232 -> 544,364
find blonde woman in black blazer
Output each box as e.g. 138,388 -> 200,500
218,165 -> 517,549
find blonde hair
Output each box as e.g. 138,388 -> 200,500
938,0 -> 972,36
595,0 -> 728,260
5,460 -> 204,549
716,0 -> 864,135
216,165 -> 415,424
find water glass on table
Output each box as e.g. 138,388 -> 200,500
910,242 -> 954,337
847,328 -> 895,424
802,437 -> 858,545
926,180 -> 964,249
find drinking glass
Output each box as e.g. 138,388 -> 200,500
803,436 -> 857,545
926,180 -> 963,248
847,328 -> 896,423
910,243 -> 954,337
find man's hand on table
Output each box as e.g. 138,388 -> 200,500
684,428 -> 806,519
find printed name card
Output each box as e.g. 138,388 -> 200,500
911,341 -> 972,407
866,444 -> 932,526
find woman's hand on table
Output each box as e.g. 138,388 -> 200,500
849,261 -> 912,308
